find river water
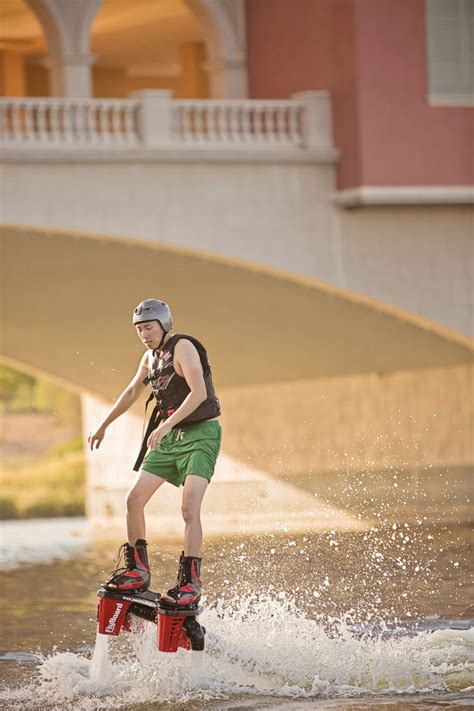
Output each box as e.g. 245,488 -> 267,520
0,517 -> 472,710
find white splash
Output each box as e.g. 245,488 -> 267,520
1,595 -> 473,710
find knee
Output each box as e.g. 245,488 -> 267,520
181,502 -> 199,524
126,489 -> 144,512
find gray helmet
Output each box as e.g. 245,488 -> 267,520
132,299 -> 173,331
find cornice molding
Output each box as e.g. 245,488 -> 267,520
334,186 -> 474,208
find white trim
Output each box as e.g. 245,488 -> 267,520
428,94 -> 474,107
334,186 -> 474,208
0,145 -> 339,165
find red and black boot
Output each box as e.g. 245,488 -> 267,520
104,539 -> 151,592
162,552 -> 202,606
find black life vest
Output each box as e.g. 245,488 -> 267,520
133,333 -> 220,471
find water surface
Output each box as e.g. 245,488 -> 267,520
0,518 -> 472,710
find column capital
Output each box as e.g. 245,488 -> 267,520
43,53 -> 97,69
26,0 -> 103,97
184,0 -> 248,98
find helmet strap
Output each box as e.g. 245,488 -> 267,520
155,330 -> 166,354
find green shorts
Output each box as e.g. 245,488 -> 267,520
141,420 -> 222,487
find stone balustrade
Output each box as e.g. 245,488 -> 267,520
0,98 -> 139,146
0,90 -> 333,151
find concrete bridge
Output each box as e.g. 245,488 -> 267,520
1,93 -> 473,532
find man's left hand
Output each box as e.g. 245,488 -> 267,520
147,421 -> 172,450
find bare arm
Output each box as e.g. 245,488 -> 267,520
147,339 -> 207,448
88,352 -> 149,450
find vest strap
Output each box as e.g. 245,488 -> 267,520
133,395 -> 161,472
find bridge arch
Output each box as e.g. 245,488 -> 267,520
2,224 -> 472,530
2,224 -> 471,400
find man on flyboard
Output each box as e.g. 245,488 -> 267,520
88,299 -> 221,606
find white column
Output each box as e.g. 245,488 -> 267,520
203,57 -> 248,99
185,0 -> 248,98
27,0 -> 103,97
44,53 -> 96,98
291,91 -> 334,149
131,90 -> 173,146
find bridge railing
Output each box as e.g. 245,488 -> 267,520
0,90 -> 333,151
0,98 -> 140,145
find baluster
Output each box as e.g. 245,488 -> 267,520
6,103 -> 13,140
288,105 -> 300,145
57,104 -> 66,143
124,104 -> 133,143
241,105 -> 251,143
190,105 -> 198,141
272,105 -> 279,143
90,104 -> 97,143
49,102 -> 59,142
2,103 -> 11,139
254,105 -> 263,143
70,104 -> 80,143
206,104 -> 216,142
264,106 -> 272,142
195,105 -> 205,142
12,103 -> 22,139
82,103 -> 91,143
229,105 -> 239,142
63,103 -> 74,143
111,105 -> 121,142
104,104 -> 113,143
94,104 -> 102,143
100,104 -> 109,143
184,106 -> 193,142
0,103 -> 5,140
36,103 -> 47,141
177,106 -> 184,141
270,106 -> 279,143
23,103 -> 34,141
237,105 -> 245,143
216,104 -> 225,142
171,103 -> 180,142
276,106 -> 286,143
227,105 -> 234,143
75,102 -> 87,143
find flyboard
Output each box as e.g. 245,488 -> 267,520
97,587 -> 205,652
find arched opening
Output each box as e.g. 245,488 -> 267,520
0,0 -> 248,99
90,0 -> 210,98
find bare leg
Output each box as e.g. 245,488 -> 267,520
126,469 -> 166,545
181,475 -> 209,557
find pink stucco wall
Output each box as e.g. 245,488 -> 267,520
245,0 -> 473,189
353,0 -> 473,186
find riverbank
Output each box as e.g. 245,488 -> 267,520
0,412 -> 85,519
0,446 -> 85,519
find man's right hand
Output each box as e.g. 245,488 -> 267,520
88,425 -> 106,451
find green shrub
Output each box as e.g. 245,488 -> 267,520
0,451 -> 85,520
33,380 -> 81,426
0,497 -> 18,520
0,365 -> 35,409
23,497 -> 85,519
47,437 -> 84,459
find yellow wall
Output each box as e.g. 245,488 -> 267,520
92,66 -> 127,98
25,62 -> 49,96
92,42 -> 208,99
126,75 -> 180,97
177,42 -> 208,98
0,51 -> 26,96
